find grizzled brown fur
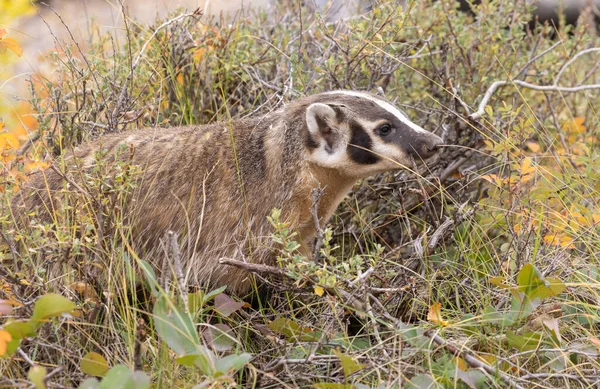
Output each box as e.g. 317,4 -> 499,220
13,91 -> 442,295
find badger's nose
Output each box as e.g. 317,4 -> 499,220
408,133 -> 444,160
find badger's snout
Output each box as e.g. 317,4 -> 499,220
407,132 -> 444,160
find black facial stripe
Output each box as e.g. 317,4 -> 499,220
348,121 -> 379,165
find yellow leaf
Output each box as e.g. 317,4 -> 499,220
525,141 -> 541,153
314,286 -> 324,297
427,302 -> 449,326
480,174 -> 504,187
454,356 -> 468,371
24,161 -> 49,173
0,34 -> 23,57
0,133 -> 19,150
563,117 -> 586,134
0,329 -> 12,356
520,157 -> 536,176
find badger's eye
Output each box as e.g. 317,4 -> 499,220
378,124 -> 392,136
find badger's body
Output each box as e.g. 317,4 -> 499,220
15,91 -> 442,295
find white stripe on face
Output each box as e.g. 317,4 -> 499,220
322,90 -> 428,134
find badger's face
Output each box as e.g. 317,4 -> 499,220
304,91 -> 443,178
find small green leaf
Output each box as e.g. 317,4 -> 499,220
138,260 -> 159,298
28,366 -> 47,389
481,306 -> 517,326
31,294 -> 76,322
214,353 -> 252,374
203,324 -> 234,351
4,320 -> 36,339
333,349 -> 364,379
269,318 -> 302,339
175,346 -> 216,376
97,365 -> 150,389
78,378 -> 100,389
81,352 -> 109,377
489,276 -> 511,289
506,330 -> 543,351
153,295 -> 199,356
202,286 -> 227,305
516,264 -> 544,295
313,384 -> 353,389
406,373 -> 439,388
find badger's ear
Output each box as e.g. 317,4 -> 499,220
306,103 -> 341,152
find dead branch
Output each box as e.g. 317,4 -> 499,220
311,187 -> 326,263
167,231 -> 187,313
423,329 -> 526,389
472,47 -> 600,120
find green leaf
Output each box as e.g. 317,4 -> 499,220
81,352 -> 109,377
78,378 -> 100,389
153,295 -> 199,356
31,294 -> 76,323
28,366 -> 47,389
187,290 -> 205,315
313,384 -> 353,389
203,324 -> 234,351
175,346 -> 216,376
406,374 -> 439,388
202,286 -> 227,305
138,260 -> 159,298
97,365 -> 150,389
4,320 -> 36,339
214,353 -> 252,374
506,330 -> 543,351
489,276 -> 511,289
516,264 -> 544,295
397,322 -> 431,349
333,349 -> 364,379
481,306 -> 517,326
269,318 -> 303,339
529,276 -> 566,300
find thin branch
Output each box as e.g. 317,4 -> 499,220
168,231 -> 187,313
424,329 -> 526,389
472,47 -> 600,120
311,187 -> 326,263
554,47 -> 600,85
16,133 -> 40,156
471,79 -> 600,120
0,230 -> 20,267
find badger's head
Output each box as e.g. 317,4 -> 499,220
304,91 -> 443,177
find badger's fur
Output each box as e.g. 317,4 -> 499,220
14,91 -> 442,295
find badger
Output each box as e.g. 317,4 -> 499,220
13,91 -> 442,295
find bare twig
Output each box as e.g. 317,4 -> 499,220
167,231 -> 187,313
424,329 -> 525,389
17,349 -> 35,367
16,133 -> 40,156
0,230 -> 20,266
219,258 -> 286,277
311,187 -> 326,263
472,47 -> 600,120
348,267 -> 374,287
427,217 -> 454,250
471,79 -> 600,120
219,257 -> 365,311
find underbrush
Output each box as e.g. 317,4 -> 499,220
1,0 -> 600,387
